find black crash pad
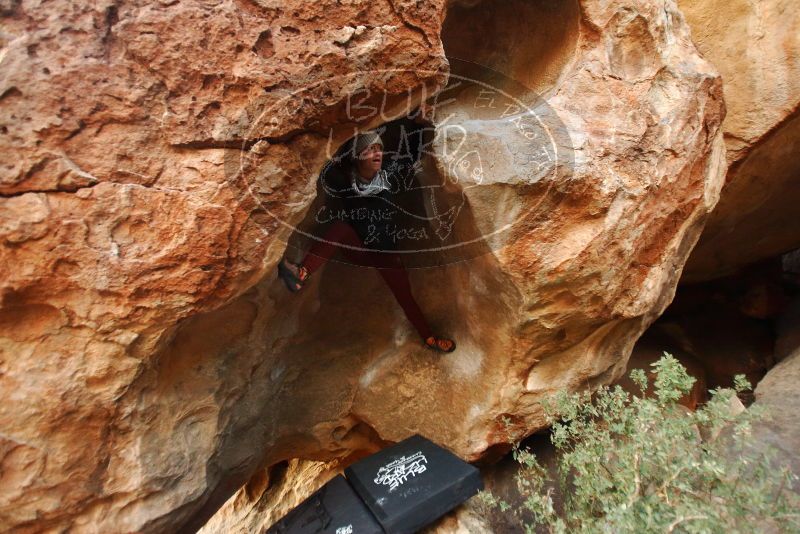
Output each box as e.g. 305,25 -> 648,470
265,474 -> 383,534
343,434 -> 483,534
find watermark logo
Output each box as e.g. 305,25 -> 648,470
225,58 -> 573,268
373,450 -> 428,492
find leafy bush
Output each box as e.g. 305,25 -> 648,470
476,353 -> 800,533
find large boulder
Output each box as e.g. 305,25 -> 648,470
678,0 -> 800,282
0,0 -> 447,531
751,329 -> 800,491
205,0 -> 727,529
744,292 -> 800,492
0,0 -> 725,531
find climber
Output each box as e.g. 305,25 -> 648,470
277,130 -> 456,353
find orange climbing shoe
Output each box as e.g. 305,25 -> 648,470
425,335 -> 456,353
277,258 -> 309,293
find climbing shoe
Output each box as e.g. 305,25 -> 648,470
425,336 -> 456,353
277,258 -> 309,293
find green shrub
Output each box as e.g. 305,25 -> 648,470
476,353 -> 800,533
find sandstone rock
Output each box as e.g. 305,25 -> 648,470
340,0 -> 726,462
776,295 -> 800,362
752,347 -> 800,491
0,0 -> 447,531
198,458 -> 343,534
700,280 -> 800,497
678,0 -> 800,163
205,0 -> 726,529
0,0 -> 726,531
678,0 -> 800,282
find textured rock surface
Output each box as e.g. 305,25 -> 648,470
747,290 -> 800,490
1,0 -> 726,531
776,295 -> 800,362
678,0 -> 800,282
203,0 -> 727,530
752,325 -> 800,491
198,458 -> 344,534
0,0 -> 447,531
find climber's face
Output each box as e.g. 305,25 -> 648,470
357,143 -> 383,179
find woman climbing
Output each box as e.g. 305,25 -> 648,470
277,129 -> 456,353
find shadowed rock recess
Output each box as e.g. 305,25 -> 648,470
0,0 -> 727,532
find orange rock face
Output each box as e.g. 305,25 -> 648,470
0,0 -> 447,531
0,0 -> 726,531
678,0 -> 800,282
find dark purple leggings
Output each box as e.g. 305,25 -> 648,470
300,220 -> 433,340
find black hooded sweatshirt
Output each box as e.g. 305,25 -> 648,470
318,158 -> 420,252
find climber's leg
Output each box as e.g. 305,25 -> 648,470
300,221 -> 437,341
300,220 -> 368,274
380,263 -> 434,340
355,251 -> 435,340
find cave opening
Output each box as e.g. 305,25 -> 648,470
272,0 -> 584,360
281,110 -> 455,273
621,246 -> 800,408
277,111 -> 468,352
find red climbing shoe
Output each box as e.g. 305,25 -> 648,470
425,335 -> 456,353
277,258 -> 309,293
